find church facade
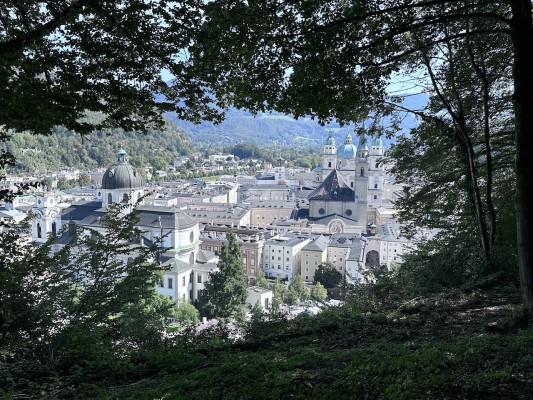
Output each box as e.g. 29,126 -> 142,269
307,131 -> 385,234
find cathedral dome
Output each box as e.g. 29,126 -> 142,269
337,133 -> 358,158
102,149 -> 144,189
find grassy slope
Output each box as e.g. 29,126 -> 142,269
102,288 -> 533,400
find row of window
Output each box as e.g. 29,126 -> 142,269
161,274 -> 203,290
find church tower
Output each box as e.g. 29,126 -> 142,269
354,134 -> 369,225
367,136 -> 385,207
32,194 -> 62,243
322,131 -> 337,179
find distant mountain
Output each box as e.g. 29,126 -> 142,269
165,93 -> 428,147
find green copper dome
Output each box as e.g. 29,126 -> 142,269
372,136 -> 383,147
337,133 -> 358,158
325,131 -> 336,146
102,150 -> 144,189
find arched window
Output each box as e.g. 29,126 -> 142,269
123,193 -> 129,203
360,168 -> 365,177
107,193 -> 113,204
37,222 -> 42,238
51,222 -> 57,236
328,161 -> 331,168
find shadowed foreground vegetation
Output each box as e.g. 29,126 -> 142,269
3,277 -> 531,400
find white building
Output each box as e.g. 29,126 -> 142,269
31,149 -> 219,303
262,234 -> 311,281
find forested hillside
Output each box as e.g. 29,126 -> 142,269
1,118 -> 192,173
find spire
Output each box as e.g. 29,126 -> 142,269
325,130 -> 336,146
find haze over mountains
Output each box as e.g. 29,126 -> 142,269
165,93 -> 428,147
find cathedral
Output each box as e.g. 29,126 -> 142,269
308,130 -> 385,234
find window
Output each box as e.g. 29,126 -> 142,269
37,222 -> 42,238
375,163 -> 379,168
305,260 -> 309,265
278,266 -> 281,269
305,276 -> 309,280
182,276 -> 186,286
198,275 -> 202,283
286,257 -> 289,261
318,208 -> 325,215
160,280 -> 164,288
272,256 -> 274,260
251,259 -> 255,266
108,193 -> 112,204
305,267 -> 309,272
168,278 -> 173,289
278,257 -> 281,261
328,161 -> 331,167
351,182 -> 354,187
360,168 -> 364,177
340,258 -> 343,262
374,195 -> 377,200
374,183 -> 378,189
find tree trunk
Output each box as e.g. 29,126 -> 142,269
510,0 -> 533,313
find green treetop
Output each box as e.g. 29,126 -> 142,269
197,233 -> 248,320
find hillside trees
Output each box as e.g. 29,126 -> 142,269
189,0 -> 533,311
197,233 -> 248,319
389,27 -> 516,272
0,205 -> 171,370
2,116 -> 193,173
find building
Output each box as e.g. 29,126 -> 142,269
199,226 -> 267,283
244,286 -> 273,311
32,149 -> 218,302
186,203 -> 250,227
300,235 -> 329,281
249,200 -> 294,227
261,233 -> 311,281
327,234 -> 366,282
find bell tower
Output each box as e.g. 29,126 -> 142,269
32,194 -> 61,243
322,131 -> 337,180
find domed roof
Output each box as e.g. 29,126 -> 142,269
372,136 -> 383,147
337,133 -> 358,158
102,149 -> 144,190
325,131 -> 336,146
